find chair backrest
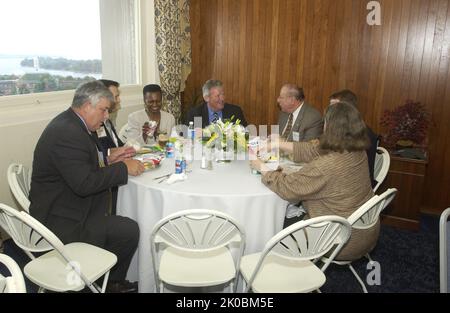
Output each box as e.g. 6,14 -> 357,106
348,188 -> 397,229
150,209 -> 246,288
151,209 -> 245,251
0,253 -> 26,293
0,203 -> 57,260
373,147 -> 390,192
7,163 -> 32,212
440,207 -> 450,293
118,123 -> 128,143
0,203 -> 99,291
244,215 -> 351,291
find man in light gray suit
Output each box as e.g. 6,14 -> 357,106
277,84 -> 323,142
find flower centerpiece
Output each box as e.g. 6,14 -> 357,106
201,116 -> 247,161
380,100 -> 430,159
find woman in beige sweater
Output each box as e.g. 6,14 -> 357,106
251,102 -> 376,260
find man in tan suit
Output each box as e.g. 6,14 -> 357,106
277,84 -> 323,142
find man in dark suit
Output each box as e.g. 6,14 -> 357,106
329,89 -> 380,188
186,79 -> 248,128
96,79 -> 126,215
29,81 -> 145,293
277,84 -> 323,142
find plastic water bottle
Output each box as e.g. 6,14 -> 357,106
167,128 -> 179,159
166,142 -> 174,158
175,146 -> 183,174
187,121 -> 195,165
188,121 -> 195,142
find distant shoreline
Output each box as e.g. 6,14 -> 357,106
0,56 -> 101,80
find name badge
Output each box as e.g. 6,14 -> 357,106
292,131 -> 300,142
96,126 -> 107,138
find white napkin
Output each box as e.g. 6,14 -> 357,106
166,173 -> 187,185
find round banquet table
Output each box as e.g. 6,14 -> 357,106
117,158 -> 288,293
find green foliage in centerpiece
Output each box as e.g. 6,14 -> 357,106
201,116 -> 248,152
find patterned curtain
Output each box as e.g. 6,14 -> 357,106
154,0 -> 192,122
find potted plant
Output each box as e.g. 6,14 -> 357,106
380,100 -> 430,159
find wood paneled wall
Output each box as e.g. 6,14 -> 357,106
185,0 -> 450,214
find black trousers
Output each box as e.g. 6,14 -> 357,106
47,214 -> 139,282
101,216 -> 139,281
110,186 -> 119,215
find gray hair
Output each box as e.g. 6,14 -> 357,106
71,81 -> 114,108
202,79 -> 223,97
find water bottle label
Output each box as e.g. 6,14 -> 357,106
175,159 -> 182,174
166,142 -> 174,158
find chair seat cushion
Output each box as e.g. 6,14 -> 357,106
24,242 -> 117,292
158,246 -> 236,287
240,252 -> 326,293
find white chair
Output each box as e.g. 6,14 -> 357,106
0,253 -> 26,293
7,163 -> 32,212
373,147 -> 390,192
118,123 -> 129,143
440,207 -> 450,293
239,215 -> 351,293
0,201 -> 51,261
323,188 -> 398,293
150,209 -> 245,292
0,203 -> 117,293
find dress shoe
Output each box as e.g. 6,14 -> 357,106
106,280 -> 138,293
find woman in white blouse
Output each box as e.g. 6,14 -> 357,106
127,84 -> 175,145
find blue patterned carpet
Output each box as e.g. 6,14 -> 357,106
0,214 -> 440,293
321,214 -> 440,293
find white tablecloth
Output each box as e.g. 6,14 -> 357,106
117,158 -> 288,293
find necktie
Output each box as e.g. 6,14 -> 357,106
104,120 -> 118,147
282,113 -> 293,140
212,112 -> 219,123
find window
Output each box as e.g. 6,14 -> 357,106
0,0 -> 102,96
0,0 -> 139,98
0,0 -> 158,127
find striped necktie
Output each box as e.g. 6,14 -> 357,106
212,112 -> 219,123
281,113 -> 293,140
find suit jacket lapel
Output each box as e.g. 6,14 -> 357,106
279,112 -> 288,131
202,103 -> 209,127
110,122 -> 123,146
293,104 -> 306,131
223,104 -> 237,121
103,120 -> 122,147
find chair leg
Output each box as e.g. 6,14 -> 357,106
348,264 -> 368,293
100,271 -> 110,293
159,282 -> 164,293
229,281 -> 234,292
